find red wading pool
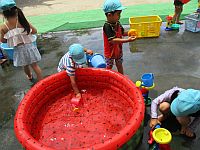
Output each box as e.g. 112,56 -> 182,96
14,68 -> 145,150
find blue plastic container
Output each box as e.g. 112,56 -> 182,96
0,50 -> 4,59
89,54 -> 106,68
141,73 -> 154,87
0,35 -> 37,60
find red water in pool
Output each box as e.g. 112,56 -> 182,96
31,87 -> 134,149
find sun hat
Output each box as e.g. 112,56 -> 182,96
0,0 -> 16,11
69,44 -> 86,65
103,0 -> 126,13
171,89 -> 200,117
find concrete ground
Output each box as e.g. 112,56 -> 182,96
0,22 -> 200,150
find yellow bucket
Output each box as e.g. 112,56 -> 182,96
152,128 -> 172,144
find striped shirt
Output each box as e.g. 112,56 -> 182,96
151,86 -> 185,118
57,52 -> 84,76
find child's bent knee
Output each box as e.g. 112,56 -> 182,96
159,102 -> 170,114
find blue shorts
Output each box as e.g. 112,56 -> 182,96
105,56 -> 123,68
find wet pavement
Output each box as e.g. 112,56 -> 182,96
0,23 -> 200,150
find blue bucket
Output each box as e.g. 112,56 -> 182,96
89,54 -> 106,68
0,35 -> 37,60
141,73 -> 154,87
0,43 -> 13,60
0,50 -> 4,59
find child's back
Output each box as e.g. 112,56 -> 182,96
0,5 -> 42,82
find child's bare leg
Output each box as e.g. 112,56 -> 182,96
24,65 -> 32,79
173,5 -> 183,24
177,116 -> 194,137
31,62 -> 43,81
115,57 -> 124,74
176,6 -> 183,23
158,102 -> 170,122
116,62 -> 123,74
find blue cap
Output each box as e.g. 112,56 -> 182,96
171,89 -> 200,117
0,0 -> 16,11
103,0 -> 126,13
69,44 -> 86,65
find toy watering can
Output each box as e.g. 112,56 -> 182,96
71,97 -> 82,112
141,73 -> 154,87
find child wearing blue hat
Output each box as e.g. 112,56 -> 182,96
0,2 -> 43,83
171,89 -> 200,139
149,86 -> 184,128
102,0 -> 136,74
57,43 -> 93,99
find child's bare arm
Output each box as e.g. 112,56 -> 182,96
29,23 -> 37,34
70,76 -> 81,97
84,48 -> 93,55
111,36 -> 136,43
0,25 -> 7,43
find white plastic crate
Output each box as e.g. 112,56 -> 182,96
185,13 -> 200,32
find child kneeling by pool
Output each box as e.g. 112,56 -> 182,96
57,43 -> 93,99
150,86 -> 185,128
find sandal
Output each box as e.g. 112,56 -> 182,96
27,74 -> 37,84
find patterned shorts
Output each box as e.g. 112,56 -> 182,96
105,56 -> 123,68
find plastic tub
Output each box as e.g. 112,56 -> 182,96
141,73 -> 154,87
185,13 -> 200,32
129,15 -> 162,38
0,35 -> 37,60
14,68 -> 145,150
89,54 -> 106,68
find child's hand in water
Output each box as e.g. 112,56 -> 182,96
128,36 -> 136,42
149,118 -> 161,128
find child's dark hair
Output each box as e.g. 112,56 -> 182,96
170,90 -> 179,103
105,10 -> 117,16
3,6 -> 30,34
